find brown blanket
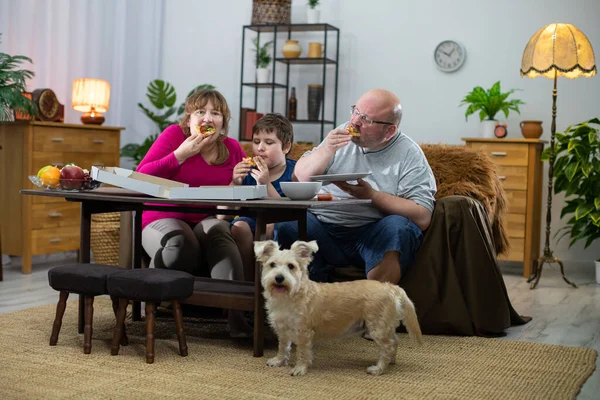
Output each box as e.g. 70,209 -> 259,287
333,196 -> 529,336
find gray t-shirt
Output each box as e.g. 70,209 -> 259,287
303,124 -> 437,228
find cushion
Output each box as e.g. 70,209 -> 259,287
48,264 -> 121,296
107,269 -> 195,302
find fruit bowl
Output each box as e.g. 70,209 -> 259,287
28,175 -> 103,191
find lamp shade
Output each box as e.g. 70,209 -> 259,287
72,78 -> 110,112
520,23 -> 596,79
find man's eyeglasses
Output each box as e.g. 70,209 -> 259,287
350,105 -> 394,127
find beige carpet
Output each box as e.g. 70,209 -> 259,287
0,299 -> 596,400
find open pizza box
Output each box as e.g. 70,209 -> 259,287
91,166 -> 267,200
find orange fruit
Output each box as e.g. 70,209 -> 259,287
37,165 -> 61,188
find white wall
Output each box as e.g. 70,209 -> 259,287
161,0 -> 599,262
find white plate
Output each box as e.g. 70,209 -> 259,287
309,172 -> 371,182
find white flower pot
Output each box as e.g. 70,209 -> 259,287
307,8 -> 320,24
480,120 -> 497,138
256,68 -> 270,84
595,260 -> 600,285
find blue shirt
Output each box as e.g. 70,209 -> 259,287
241,158 -> 296,196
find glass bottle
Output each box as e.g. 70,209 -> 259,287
288,87 -> 297,121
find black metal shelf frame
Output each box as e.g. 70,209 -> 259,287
239,24 -> 340,142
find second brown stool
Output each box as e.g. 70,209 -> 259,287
107,268 -> 194,364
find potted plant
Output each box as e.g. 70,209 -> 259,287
120,79 -> 214,166
253,38 -> 273,84
460,81 -> 525,138
307,0 -> 320,23
542,118 -> 600,283
0,33 -> 37,121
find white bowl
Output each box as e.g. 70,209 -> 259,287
280,182 -> 322,200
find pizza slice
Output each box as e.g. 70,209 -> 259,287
195,125 -> 216,136
346,125 -> 360,137
243,156 -> 256,167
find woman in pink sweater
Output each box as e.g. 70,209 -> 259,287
137,89 -> 249,336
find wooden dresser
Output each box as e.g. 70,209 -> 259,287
462,138 -> 545,278
0,122 -> 123,274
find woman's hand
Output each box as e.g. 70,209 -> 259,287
250,156 -> 270,185
173,134 -> 211,164
232,159 -> 252,185
323,127 -> 352,155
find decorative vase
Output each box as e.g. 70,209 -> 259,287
307,84 -> 323,120
480,120 -> 497,138
282,40 -> 302,58
520,120 -> 543,139
307,7 -> 320,23
256,68 -> 270,84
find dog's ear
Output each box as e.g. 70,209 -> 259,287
290,240 -> 318,266
254,240 -> 279,264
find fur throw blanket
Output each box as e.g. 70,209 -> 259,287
420,144 -> 509,255
240,141 -> 509,255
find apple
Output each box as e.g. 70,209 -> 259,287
59,165 -> 85,190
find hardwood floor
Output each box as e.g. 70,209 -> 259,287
1,254 -> 598,398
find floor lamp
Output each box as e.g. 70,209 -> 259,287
520,23 -> 596,289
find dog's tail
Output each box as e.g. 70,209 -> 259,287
394,286 -> 423,345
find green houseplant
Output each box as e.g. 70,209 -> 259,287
459,81 -> 525,138
541,118 -> 600,261
307,0 -> 320,23
120,80 -> 214,166
0,33 -> 37,121
253,38 -> 273,83
253,38 -> 273,69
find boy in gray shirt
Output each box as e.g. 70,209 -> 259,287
275,89 -> 436,284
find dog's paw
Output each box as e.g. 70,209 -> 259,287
266,357 -> 288,367
366,365 -> 384,376
290,365 -> 308,376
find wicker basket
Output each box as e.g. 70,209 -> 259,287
90,212 -> 121,266
252,0 -> 291,25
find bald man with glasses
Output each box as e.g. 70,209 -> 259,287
275,89 -> 437,285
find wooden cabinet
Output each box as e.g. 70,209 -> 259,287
0,122 -> 123,274
462,138 -> 545,278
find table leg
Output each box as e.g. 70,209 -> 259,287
253,213 -> 266,357
298,210 -> 307,241
78,202 -> 92,334
132,209 -> 142,321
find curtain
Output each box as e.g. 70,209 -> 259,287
0,0 -> 164,150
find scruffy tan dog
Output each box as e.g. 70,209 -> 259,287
254,240 -> 422,376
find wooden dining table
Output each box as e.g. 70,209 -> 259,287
21,187 -> 370,356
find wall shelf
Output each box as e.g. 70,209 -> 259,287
239,23 -> 340,142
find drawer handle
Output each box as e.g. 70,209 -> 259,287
48,212 -> 63,218
498,176 -> 506,181
49,238 -> 62,243
92,139 -> 105,144
491,151 -> 507,157
52,163 -> 64,168
51,138 -> 65,142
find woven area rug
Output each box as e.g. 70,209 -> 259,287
0,299 -> 595,400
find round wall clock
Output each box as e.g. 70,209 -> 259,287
434,40 -> 466,72
31,88 -> 64,122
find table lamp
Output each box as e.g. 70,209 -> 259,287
520,23 -> 596,289
72,78 -> 110,125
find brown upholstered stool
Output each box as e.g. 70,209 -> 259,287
107,269 -> 194,364
48,263 -> 128,354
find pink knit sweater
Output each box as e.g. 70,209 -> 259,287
136,124 -> 246,229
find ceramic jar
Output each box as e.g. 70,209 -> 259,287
520,120 -> 543,139
282,40 -> 302,58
